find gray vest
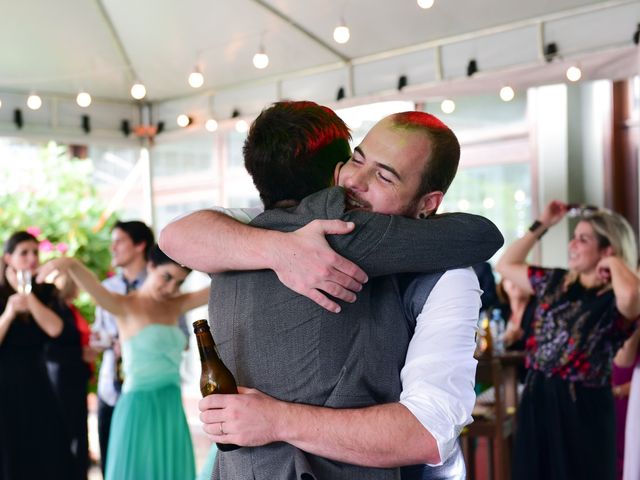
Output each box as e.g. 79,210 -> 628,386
208,187 -> 502,480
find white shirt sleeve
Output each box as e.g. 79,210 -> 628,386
166,206 -> 263,226
399,268 -> 481,466
207,206 -> 263,224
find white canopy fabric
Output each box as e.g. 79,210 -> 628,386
0,0 -> 639,139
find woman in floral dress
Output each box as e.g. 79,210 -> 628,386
496,201 -> 639,480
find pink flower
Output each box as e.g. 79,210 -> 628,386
39,240 -> 53,252
56,243 -> 69,254
26,226 -> 42,237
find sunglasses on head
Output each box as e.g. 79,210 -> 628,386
567,203 -> 599,218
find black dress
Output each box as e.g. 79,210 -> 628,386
0,282 -> 73,479
513,267 -> 634,480
46,304 -> 91,480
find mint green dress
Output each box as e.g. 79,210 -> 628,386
105,324 -> 195,480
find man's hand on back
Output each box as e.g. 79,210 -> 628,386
270,220 -> 368,313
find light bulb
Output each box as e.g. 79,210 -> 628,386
252,52 -> 269,69
76,91 -> 92,108
514,189 -> 526,202
483,197 -> 495,209
27,94 -> 42,110
499,86 -> 515,102
177,114 -> 191,127
440,99 -> 455,114
130,82 -> 146,100
457,199 -> 470,211
333,25 -> 350,44
235,119 -> 249,133
205,118 -> 218,132
566,66 -> 582,82
188,70 -> 204,88
417,0 -> 435,9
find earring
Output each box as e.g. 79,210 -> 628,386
418,212 -> 427,219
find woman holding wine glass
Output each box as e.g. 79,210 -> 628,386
0,230 -> 73,479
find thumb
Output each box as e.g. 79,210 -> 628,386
317,220 -> 355,235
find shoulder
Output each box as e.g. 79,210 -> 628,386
251,187 -> 347,229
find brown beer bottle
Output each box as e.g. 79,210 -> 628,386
192,319 -> 240,452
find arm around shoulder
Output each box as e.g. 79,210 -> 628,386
343,211 -> 504,277
159,209 -> 284,273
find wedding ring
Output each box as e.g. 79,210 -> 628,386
219,422 -> 225,435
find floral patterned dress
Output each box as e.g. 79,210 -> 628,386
513,267 -> 634,480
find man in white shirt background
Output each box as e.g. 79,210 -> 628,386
91,220 -> 154,474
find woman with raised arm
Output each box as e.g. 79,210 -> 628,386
0,230 -> 73,479
38,244 -> 209,480
496,201 -> 640,480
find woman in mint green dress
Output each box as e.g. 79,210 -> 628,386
39,245 -> 209,480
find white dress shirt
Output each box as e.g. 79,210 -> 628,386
399,268 -> 481,465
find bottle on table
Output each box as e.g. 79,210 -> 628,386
491,308 -> 505,356
192,319 -> 240,452
475,311 -> 493,358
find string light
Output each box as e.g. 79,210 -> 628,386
205,118 -> 218,132
235,119 -> 249,133
333,19 -> 350,44
130,82 -> 146,100
417,0 -> 435,8
499,86 -> 515,102
566,65 -> 582,82
27,93 -> 42,110
188,67 -> 204,88
440,99 -> 455,114
177,114 -> 192,127
252,45 -> 269,69
76,91 -> 92,108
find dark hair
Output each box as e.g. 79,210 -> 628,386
243,101 -> 352,209
389,112 -> 460,196
1,231 -> 39,286
113,220 -> 155,260
148,244 -> 191,274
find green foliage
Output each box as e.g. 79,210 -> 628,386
0,141 -> 115,322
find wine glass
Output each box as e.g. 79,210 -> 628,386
16,269 -> 32,295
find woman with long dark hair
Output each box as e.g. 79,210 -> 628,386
0,231 -> 73,479
497,201 -> 639,480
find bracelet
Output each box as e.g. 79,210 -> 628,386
528,220 -> 548,239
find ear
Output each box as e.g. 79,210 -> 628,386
333,162 -> 344,186
416,191 -> 444,218
2,253 -> 11,268
601,245 -> 615,258
133,242 -> 147,257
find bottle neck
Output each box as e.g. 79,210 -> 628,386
194,330 -> 220,362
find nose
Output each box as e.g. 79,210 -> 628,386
343,165 -> 370,192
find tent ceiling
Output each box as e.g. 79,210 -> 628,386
0,0 -> 638,136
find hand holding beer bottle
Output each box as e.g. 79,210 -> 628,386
192,319 -> 240,452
